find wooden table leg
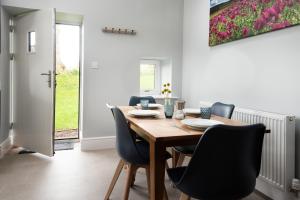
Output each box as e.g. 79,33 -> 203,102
149,140 -> 166,200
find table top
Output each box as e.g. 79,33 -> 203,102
119,106 -> 244,143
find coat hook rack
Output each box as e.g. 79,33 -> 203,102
102,27 -> 137,35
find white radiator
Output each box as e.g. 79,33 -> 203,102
200,102 -> 296,199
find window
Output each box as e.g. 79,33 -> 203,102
28,31 -> 36,53
140,60 -> 160,95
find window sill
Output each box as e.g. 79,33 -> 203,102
141,94 -> 179,100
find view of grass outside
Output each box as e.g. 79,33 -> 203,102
140,63 -> 155,91
55,70 -> 79,131
55,24 -> 80,139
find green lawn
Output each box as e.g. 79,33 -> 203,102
140,74 -> 155,91
55,70 -> 79,131
140,65 -> 155,91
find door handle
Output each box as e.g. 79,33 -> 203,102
40,70 -> 52,88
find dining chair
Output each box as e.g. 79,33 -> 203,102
168,124 -> 266,200
106,103 -> 115,110
104,107 -> 170,200
129,96 -> 156,106
106,103 -> 115,116
172,102 -> 235,167
211,102 -> 235,119
129,96 -> 156,140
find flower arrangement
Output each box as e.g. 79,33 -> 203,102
209,0 -> 300,46
161,83 -> 172,98
162,83 -> 173,118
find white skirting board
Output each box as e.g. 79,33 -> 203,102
0,136 -> 12,159
80,136 -> 116,151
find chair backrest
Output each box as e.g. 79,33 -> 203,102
211,102 -> 235,119
106,103 -> 115,117
111,107 -> 147,164
129,96 -> 156,106
106,103 -> 115,110
176,124 -> 266,199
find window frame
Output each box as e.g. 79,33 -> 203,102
139,59 -> 161,95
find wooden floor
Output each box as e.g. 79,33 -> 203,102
0,146 -> 268,200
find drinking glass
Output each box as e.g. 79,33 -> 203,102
200,107 -> 211,119
140,99 -> 149,110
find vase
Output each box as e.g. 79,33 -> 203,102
164,98 -> 174,119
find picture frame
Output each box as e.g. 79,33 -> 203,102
209,0 -> 300,46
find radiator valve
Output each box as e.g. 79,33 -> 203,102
290,178 -> 300,197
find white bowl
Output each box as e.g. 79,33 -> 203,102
183,108 -> 201,115
128,110 -> 160,117
181,118 -> 224,130
137,103 -> 163,109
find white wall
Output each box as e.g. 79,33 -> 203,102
0,6 -> 10,144
1,0 -> 183,139
182,0 -> 300,178
161,59 -> 172,87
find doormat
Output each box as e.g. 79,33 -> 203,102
54,141 -> 74,151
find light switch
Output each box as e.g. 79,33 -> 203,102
90,61 -> 99,69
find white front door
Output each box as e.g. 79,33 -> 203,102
13,9 -> 56,156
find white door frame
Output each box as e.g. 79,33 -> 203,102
54,21 -> 83,140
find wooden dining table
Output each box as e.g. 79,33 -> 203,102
119,106 -> 243,200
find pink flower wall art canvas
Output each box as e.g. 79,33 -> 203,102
209,0 -> 300,46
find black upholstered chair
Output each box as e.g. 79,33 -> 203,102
104,107 -> 169,200
129,96 -> 156,106
172,102 -> 235,167
106,103 -> 115,117
211,102 -> 235,119
168,124 -> 266,200
129,96 -> 157,142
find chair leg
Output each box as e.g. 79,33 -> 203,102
165,160 -> 170,170
124,164 -> 128,170
163,186 -> 169,200
130,166 -> 139,187
104,159 -> 125,200
176,153 -> 186,167
123,164 -> 135,200
179,193 -> 190,200
172,148 -> 180,168
145,167 -> 151,197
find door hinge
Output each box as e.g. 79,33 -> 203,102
9,123 -> 14,130
9,25 -> 14,33
10,54 -> 15,60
